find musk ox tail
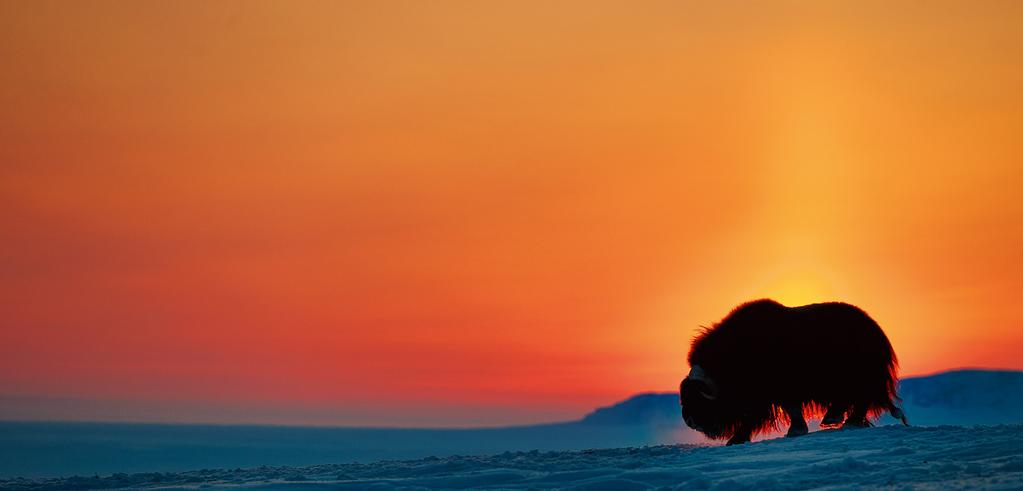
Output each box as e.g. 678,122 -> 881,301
889,402 -> 909,426
882,337 -> 908,426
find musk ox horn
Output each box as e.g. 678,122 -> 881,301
687,365 -> 718,400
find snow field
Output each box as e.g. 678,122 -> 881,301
3,424 -> 1021,490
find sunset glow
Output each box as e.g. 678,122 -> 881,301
1,1 -> 1021,426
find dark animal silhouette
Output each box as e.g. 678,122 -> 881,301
679,299 -> 908,445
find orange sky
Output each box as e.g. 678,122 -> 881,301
1,1 -> 1021,426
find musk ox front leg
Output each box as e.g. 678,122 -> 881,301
726,425 -> 753,446
783,404 -> 808,437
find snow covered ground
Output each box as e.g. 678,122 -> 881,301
2,424 -> 1021,490
2,370 -> 1021,487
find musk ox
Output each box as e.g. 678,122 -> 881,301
679,299 -> 908,445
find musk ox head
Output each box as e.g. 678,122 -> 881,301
679,364 -> 733,438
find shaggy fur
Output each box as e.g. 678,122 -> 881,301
679,299 -> 908,445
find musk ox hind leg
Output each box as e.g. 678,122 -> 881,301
783,404 -> 808,437
821,402 -> 849,427
842,406 -> 873,429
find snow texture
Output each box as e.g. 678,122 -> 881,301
2,424 -> 1021,490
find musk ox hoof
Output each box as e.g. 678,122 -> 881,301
726,435 -> 751,446
786,425 -> 808,437
843,418 -> 872,429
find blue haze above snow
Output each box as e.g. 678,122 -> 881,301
0,369 -> 1020,479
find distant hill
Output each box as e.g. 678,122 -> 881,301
579,369 -> 1023,428
882,369 -> 1023,426
580,392 -> 681,427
